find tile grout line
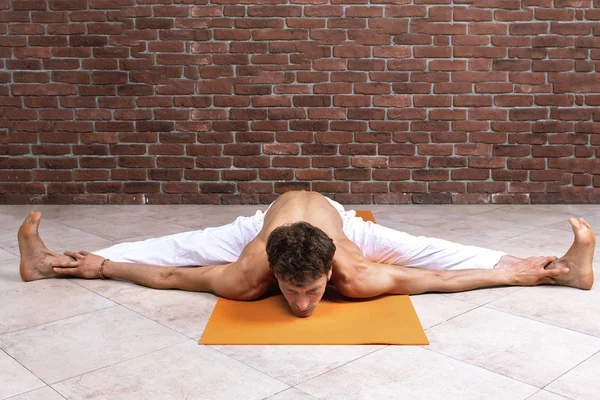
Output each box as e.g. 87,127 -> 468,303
65,278 -> 203,342
419,345 -> 544,393
424,301 -> 487,330
0,301 -> 117,338
0,347 -> 53,397
525,388 -> 575,400
48,339 -> 193,390
69,278 -> 385,392
205,346 -> 293,391
1,288 -> 195,389
3,385 -> 68,400
259,387 -> 319,400
423,308 -> 600,393
539,347 -> 600,396
285,345 -> 390,389
484,305 -> 600,341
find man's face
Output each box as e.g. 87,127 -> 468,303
277,271 -> 331,318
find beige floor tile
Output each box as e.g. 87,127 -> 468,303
112,204 -> 197,216
370,206 -> 468,228
296,346 -> 538,400
54,212 -> 190,241
370,204 -> 507,218
548,215 -> 600,234
72,278 -> 217,340
0,206 -> 33,217
0,260 -> 26,293
368,217 -> 434,236
265,388 -> 318,400
0,212 -> 113,257
115,289 -> 216,340
210,345 -> 384,386
69,275 -> 153,300
421,216 -> 537,249
0,279 -> 114,334
0,350 -> 44,399
114,204 -> 259,218
1,205 -> 110,219
1,225 -> 113,257
0,212 -> 66,247
423,228 -> 517,247
0,248 -> 18,263
488,286 -> 600,337
527,390 -> 572,400
546,350 -> 600,400
52,341 -> 288,400
4,386 -> 65,400
0,306 -> 187,384
442,286 -> 523,306
476,205 -> 572,228
144,205 -> 261,230
528,204 -> 600,218
409,293 -> 477,329
426,308 -> 600,387
487,227 -> 587,260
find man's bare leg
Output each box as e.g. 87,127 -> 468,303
18,211 -> 75,281
493,217 -> 595,290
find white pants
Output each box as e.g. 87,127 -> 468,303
93,198 -> 506,271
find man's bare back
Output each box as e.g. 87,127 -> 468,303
235,191 -> 365,293
261,191 -> 346,242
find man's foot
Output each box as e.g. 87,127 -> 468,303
18,212 -> 72,281
546,217 -> 595,290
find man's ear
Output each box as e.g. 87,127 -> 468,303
327,269 -> 332,281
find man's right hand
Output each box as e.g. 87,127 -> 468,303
508,256 -> 569,286
51,250 -> 105,279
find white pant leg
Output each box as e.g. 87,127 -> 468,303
341,211 -> 506,271
93,210 -> 265,266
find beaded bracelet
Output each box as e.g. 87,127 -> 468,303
98,258 -> 110,280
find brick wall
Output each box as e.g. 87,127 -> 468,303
2,0 -> 600,205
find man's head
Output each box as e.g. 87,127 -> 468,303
266,221 -> 336,317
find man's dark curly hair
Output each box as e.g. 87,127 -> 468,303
266,221 -> 336,285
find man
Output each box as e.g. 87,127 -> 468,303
18,190 -> 595,318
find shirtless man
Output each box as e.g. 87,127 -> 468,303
18,191 -> 595,318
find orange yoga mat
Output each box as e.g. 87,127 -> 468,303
199,211 -> 429,345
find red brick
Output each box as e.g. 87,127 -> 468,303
509,108 -> 549,121
428,182 -> 466,193
413,169 -> 449,181
467,182 -> 506,193
373,193 -> 412,204
351,157 -> 388,169
334,169 -> 370,181
295,169 -> 332,181
373,169 -> 411,181
390,182 -> 427,193
413,193 -> 452,204
452,169 -> 490,180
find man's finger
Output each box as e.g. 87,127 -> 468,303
53,267 -> 77,275
80,250 -> 90,255
52,260 -> 78,268
544,267 -> 569,277
536,256 -> 558,266
63,251 -> 82,259
538,277 -> 555,285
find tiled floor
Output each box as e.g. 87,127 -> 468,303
1,203 -> 599,400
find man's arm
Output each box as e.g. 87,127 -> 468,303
338,257 -> 569,298
53,247 -> 270,301
102,260 -> 266,300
